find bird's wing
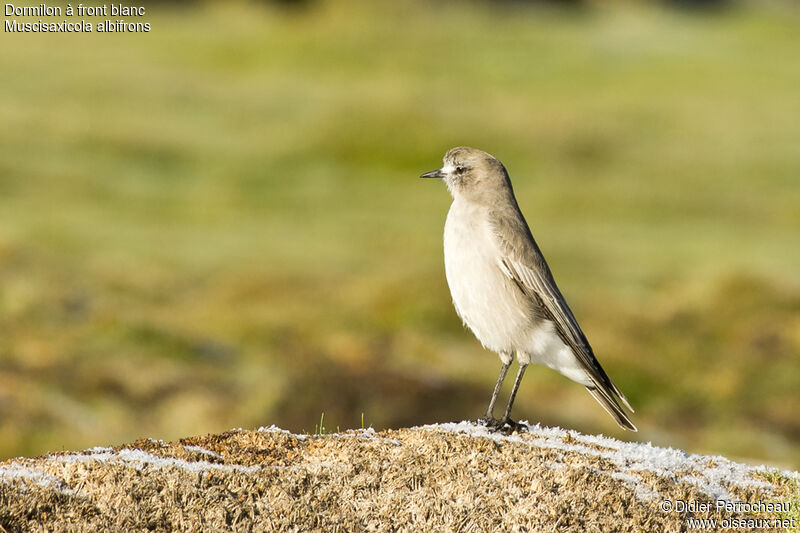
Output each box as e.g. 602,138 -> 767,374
490,206 -> 633,413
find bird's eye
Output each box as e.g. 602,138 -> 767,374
455,166 -> 466,175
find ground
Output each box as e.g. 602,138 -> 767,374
1,422 -> 797,532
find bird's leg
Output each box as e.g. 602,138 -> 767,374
480,358 -> 511,429
498,363 -> 529,434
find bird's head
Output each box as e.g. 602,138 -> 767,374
420,146 -> 512,202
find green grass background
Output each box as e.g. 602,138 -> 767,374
0,0 -> 798,467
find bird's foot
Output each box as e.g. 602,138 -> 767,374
479,416 -> 528,435
479,416 -> 504,431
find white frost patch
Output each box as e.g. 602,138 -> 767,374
0,464 -> 73,495
544,460 -> 567,471
183,445 -> 223,460
259,425 -> 400,445
425,421 -> 797,503
0,447 -> 259,495
359,428 -> 376,437
258,425 -> 292,434
258,425 -> 307,440
56,448 -> 258,474
612,472 -> 659,501
86,446 -> 112,453
339,428 -> 401,445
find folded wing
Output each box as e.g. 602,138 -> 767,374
491,206 -> 637,431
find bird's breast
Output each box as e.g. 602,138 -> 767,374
443,201 -> 532,353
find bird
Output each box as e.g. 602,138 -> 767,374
421,147 -> 636,432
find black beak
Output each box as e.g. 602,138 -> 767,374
420,168 -> 445,179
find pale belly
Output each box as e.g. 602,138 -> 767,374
443,202 -> 532,353
442,200 -> 592,386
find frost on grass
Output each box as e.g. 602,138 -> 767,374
182,445 -> 224,460
0,424 -> 797,532
0,443 -> 258,498
0,465 -> 73,495
55,447 -> 258,474
431,421 -> 786,503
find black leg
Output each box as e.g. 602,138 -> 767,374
502,363 -> 528,420
496,363 -> 528,433
483,359 -> 511,421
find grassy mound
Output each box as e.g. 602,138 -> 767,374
1,423 -> 796,531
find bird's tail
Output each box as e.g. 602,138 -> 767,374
586,385 -> 637,431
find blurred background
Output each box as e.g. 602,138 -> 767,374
0,0 -> 798,468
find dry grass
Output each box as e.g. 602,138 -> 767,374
1,423 -> 796,532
